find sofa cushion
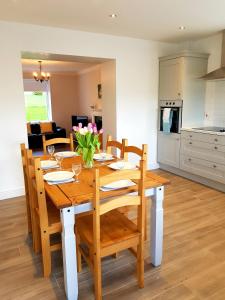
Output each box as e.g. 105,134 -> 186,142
52,122 -> 57,132
40,122 -> 53,133
30,123 -> 41,134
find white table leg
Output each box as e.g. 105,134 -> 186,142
61,207 -> 78,300
150,186 -> 164,267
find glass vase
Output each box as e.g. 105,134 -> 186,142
82,148 -> 94,168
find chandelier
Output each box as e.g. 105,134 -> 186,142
33,60 -> 50,83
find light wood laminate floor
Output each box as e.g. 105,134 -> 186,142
1,170 -> 225,300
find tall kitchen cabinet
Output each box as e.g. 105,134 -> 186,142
157,51 -> 208,168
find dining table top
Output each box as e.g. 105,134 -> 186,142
42,155 -> 170,209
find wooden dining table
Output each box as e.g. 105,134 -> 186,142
43,156 -> 170,300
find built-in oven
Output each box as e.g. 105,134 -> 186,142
159,100 -> 183,133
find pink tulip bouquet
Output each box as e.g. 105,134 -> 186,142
73,123 -> 103,168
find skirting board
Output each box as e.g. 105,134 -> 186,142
0,187 -> 25,201
159,163 -> 225,193
149,163 -> 160,170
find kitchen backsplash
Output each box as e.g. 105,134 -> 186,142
204,81 -> 225,127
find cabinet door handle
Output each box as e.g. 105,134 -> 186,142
189,142 -> 192,145
189,135 -> 192,138
188,158 -> 192,162
215,138 -> 218,142
214,146 -> 218,150
178,92 -> 181,96
213,165 -> 217,168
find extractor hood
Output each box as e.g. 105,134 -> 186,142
201,30 -> 225,80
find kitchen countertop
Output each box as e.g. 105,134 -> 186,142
181,128 -> 225,136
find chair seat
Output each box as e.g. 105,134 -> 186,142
77,209 -> 139,253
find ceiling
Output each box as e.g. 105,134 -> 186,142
1,0 -> 225,42
22,59 -> 100,74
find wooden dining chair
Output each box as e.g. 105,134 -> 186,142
26,150 -> 62,277
20,143 -> 32,234
106,135 -> 128,159
76,162 -> 146,299
123,144 -> 148,164
123,144 -> 148,238
42,133 -> 74,154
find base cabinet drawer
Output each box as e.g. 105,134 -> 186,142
180,155 -> 225,184
181,139 -> 225,164
181,130 -> 225,145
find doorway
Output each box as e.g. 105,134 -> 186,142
21,52 -> 116,152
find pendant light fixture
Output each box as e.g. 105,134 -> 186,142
33,60 -> 50,83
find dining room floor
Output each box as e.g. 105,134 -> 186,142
1,170 -> 225,300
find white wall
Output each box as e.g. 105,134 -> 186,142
181,33 -> 225,126
101,61 -> 116,146
0,21 -> 177,200
23,78 -> 48,92
50,74 -> 78,133
77,65 -> 101,118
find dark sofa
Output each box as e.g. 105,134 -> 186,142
27,122 -> 66,149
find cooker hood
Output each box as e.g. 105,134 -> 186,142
201,30 -> 225,80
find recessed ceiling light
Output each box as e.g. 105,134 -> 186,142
179,26 -> 186,30
109,13 -> 117,18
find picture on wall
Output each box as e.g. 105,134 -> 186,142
97,84 -> 102,99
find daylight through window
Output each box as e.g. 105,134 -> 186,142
23,79 -> 52,122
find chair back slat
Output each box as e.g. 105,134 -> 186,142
106,135 -> 128,159
42,133 -> 74,154
123,144 -> 148,161
94,160 -> 145,215
99,195 -> 140,215
99,169 -> 140,187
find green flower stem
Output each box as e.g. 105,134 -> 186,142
75,132 -> 101,168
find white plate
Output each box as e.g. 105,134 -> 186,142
54,151 -> 78,158
101,179 -> 136,191
43,171 -> 74,182
47,178 -> 75,185
41,160 -> 58,170
108,161 -> 137,170
93,153 -> 113,161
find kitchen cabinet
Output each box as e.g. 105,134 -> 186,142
159,58 -> 182,100
180,130 -> 225,184
157,132 -> 180,168
159,51 -> 208,128
157,51 -> 209,172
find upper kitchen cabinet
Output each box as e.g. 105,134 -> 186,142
159,58 -> 182,100
159,51 -> 209,127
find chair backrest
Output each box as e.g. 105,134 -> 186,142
42,133 -> 74,154
106,135 -> 128,159
92,159 -> 146,254
20,144 -> 28,188
20,144 -> 30,220
123,144 -> 148,166
26,150 -> 49,229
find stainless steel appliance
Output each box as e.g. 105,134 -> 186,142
159,100 -> 183,133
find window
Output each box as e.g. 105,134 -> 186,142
23,79 -> 52,122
